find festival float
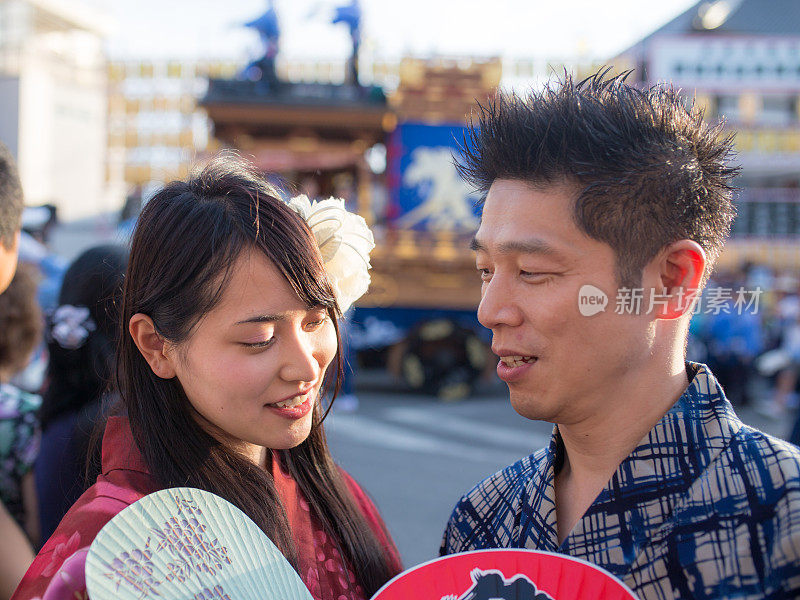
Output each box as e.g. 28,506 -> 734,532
201,1 -> 499,399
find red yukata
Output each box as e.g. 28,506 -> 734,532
12,416 -> 402,600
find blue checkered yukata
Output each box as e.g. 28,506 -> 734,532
441,363 -> 800,599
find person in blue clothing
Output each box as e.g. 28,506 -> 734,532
703,281 -> 763,407
440,70 -> 800,599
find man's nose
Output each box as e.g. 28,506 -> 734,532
477,275 -> 523,329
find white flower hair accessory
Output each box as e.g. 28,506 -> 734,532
50,305 -> 96,350
286,195 -> 375,313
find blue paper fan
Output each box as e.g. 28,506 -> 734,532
85,487 -> 313,600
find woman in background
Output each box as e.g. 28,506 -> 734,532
12,156 -> 400,600
35,245 -> 127,542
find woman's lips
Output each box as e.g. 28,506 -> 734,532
265,394 -> 313,419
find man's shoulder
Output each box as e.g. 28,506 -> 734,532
717,423 -> 800,503
726,423 -> 800,481
461,446 -> 550,504
665,422 -> 800,538
647,426 -> 800,597
441,447 -> 550,554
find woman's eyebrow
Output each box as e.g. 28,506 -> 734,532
235,313 -> 286,325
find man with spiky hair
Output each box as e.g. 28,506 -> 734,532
0,142 -> 23,295
440,71 -> 800,599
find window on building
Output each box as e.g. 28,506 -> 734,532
761,95 -> 796,126
717,94 -> 740,122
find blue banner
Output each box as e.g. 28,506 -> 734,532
388,122 -> 481,232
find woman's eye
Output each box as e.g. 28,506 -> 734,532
242,338 -> 274,349
305,313 -> 329,329
477,268 -> 492,281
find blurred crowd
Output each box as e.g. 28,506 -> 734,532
1,229 -> 127,597
689,262 -> 800,443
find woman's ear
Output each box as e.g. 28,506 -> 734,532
648,240 -> 707,320
129,313 -> 177,379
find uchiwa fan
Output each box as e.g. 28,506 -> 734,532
85,487 -> 313,600
370,549 -> 640,600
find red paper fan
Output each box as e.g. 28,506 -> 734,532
371,549 -> 639,600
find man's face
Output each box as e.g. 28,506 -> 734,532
473,180 -> 654,424
0,230 -> 20,294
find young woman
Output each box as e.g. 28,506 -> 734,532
36,244 -> 127,542
12,157 -> 401,600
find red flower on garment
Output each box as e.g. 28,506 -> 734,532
41,532 -> 82,577
306,566 -> 322,598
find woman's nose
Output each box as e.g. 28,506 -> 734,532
279,332 -> 321,384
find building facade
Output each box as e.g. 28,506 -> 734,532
616,0 -> 800,270
105,60 -> 239,204
0,0 -> 111,220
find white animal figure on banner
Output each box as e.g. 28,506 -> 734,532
398,147 -> 480,231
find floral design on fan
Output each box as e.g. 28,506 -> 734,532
152,515 -> 230,583
191,585 -> 232,600
286,194 -> 375,313
172,493 -> 201,516
102,494 -> 232,597
103,549 -> 159,599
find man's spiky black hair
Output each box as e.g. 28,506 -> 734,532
460,69 -> 740,286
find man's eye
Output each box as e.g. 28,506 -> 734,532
478,268 -> 492,281
520,271 -> 551,282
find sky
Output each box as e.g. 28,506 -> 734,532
81,0 -> 699,65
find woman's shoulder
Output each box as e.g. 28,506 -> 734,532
12,469 -> 159,599
337,467 -> 375,516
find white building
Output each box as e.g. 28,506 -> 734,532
616,0 -> 800,270
0,0 -> 112,221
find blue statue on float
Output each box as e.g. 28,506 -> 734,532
332,0 -> 361,85
239,0 -> 364,91
242,0 -> 281,89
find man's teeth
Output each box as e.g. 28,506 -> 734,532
274,395 -> 307,409
500,355 -> 536,367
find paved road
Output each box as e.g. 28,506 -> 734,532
325,372 -> 795,568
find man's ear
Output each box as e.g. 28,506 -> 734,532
129,313 -> 177,379
648,240 -> 706,320
0,230 -> 20,295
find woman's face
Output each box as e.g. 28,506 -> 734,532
165,249 -> 337,462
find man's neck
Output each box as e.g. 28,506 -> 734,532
553,356 -> 691,545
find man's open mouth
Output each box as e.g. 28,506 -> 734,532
499,356 -> 537,368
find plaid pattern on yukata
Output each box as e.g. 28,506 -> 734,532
440,363 -> 800,599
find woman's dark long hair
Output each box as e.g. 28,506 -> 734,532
115,156 -> 398,595
41,244 -> 127,429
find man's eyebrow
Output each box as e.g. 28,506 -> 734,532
235,313 -> 286,325
470,236 -> 564,258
